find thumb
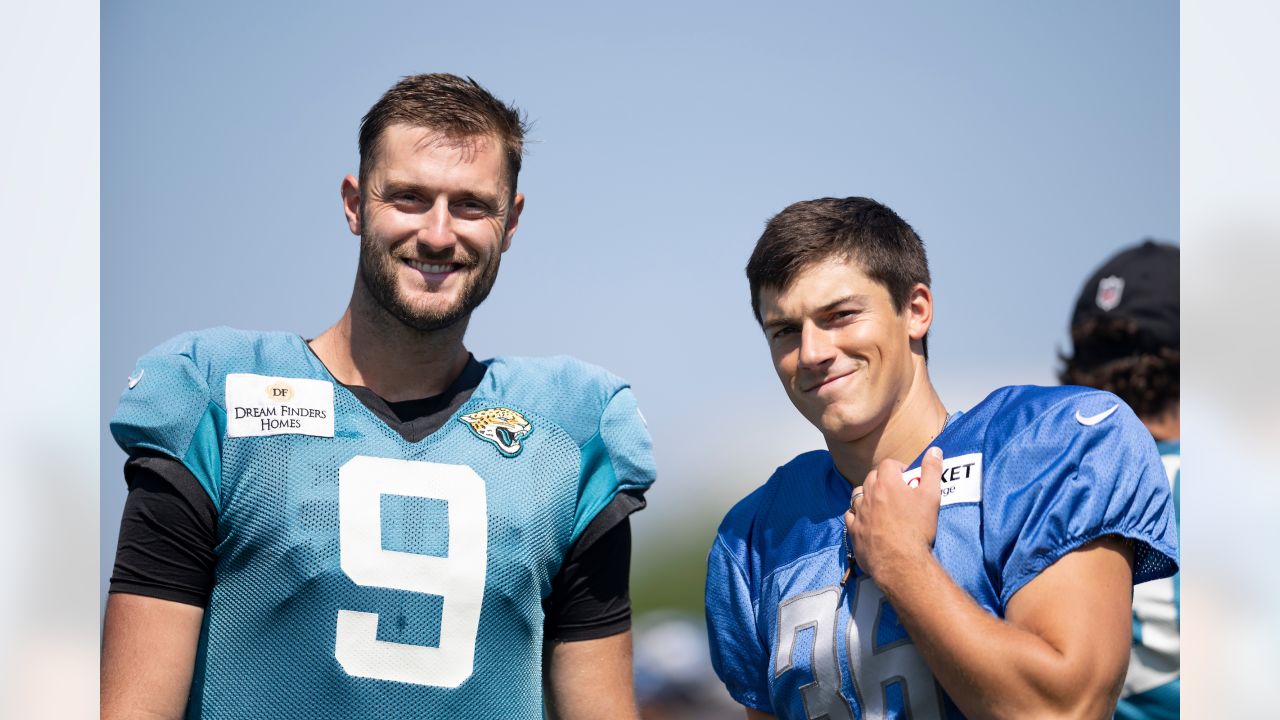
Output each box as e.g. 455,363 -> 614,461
919,446 -> 944,506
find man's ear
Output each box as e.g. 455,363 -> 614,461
906,283 -> 933,341
340,175 -> 362,236
501,192 -> 524,253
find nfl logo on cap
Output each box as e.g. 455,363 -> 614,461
1096,275 -> 1125,312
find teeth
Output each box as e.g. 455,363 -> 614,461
407,260 -> 454,274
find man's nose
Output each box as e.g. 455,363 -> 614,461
797,322 -> 836,368
416,198 -> 456,253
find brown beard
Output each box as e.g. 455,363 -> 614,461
357,233 -> 501,332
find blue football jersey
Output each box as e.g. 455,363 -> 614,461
110,327 -> 656,719
1115,440 -> 1180,720
706,385 -> 1178,720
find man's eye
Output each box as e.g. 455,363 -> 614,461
453,201 -> 490,217
771,327 -> 797,340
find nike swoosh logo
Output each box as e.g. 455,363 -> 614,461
128,369 -> 144,389
1075,404 -> 1119,426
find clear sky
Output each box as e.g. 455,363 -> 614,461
100,1 -> 1178,598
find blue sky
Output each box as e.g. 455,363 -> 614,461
101,1 -> 1178,595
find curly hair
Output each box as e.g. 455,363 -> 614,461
1059,316 -> 1179,419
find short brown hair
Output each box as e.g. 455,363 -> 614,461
358,73 -> 528,194
746,196 -> 933,356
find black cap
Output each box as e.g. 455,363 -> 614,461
1070,239 -> 1179,350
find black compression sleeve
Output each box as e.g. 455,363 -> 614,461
109,453 -> 218,606
544,491 -> 647,642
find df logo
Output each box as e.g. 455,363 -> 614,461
265,381 -> 294,403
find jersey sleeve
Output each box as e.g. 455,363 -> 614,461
109,453 -> 218,606
988,391 -> 1179,607
544,509 -> 634,642
570,386 -> 656,543
705,530 -> 773,712
110,336 -> 225,509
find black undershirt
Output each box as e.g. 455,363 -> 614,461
109,355 -> 641,642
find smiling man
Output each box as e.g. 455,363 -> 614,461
101,74 -> 655,720
705,197 -> 1178,719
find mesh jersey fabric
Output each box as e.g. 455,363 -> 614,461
110,327 -> 656,719
705,385 -> 1179,719
1115,440 -> 1180,720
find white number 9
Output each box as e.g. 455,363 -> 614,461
334,455 -> 488,687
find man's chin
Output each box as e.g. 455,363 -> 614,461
816,412 -> 877,445
381,294 -> 470,332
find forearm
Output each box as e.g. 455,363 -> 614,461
874,552 -> 1114,720
101,593 -> 203,720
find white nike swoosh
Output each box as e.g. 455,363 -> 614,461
128,369 -> 144,389
1076,403 -> 1119,426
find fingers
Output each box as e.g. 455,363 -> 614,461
875,458 -> 905,484
849,486 -> 866,512
919,446 -> 943,500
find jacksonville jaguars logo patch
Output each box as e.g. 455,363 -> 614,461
458,407 -> 533,457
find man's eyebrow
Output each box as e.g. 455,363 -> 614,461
761,316 -> 795,332
816,294 -> 868,313
762,294 -> 870,329
378,178 -> 502,204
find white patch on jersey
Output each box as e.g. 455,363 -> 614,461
225,373 -> 335,438
1075,403 -> 1120,426
902,452 -> 982,506
127,369 -> 144,389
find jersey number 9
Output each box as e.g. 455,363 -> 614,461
334,455 -> 489,688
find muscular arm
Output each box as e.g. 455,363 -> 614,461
543,498 -> 644,718
850,454 -> 1135,720
545,631 -> 640,720
101,593 -> 204,720
879,537 -> 1133,720
103,455 -> 215,718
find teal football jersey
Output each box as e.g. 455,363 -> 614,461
111,327 -> 656,719
1115,440 -> 1180,720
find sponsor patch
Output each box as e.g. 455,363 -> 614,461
225,373 -> 335,438
903,452 -> 982,506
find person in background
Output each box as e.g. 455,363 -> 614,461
1061,240 -> 1180,720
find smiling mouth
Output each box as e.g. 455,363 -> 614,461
404,259 -> 464,275
802,371 -> 855,394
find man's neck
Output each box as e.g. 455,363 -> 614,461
828,364 -> 949,489
310,291 -> 472,402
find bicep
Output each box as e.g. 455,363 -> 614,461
1004,536 -> 1135,705
101,593 -> 204,720
544,631 -> 638,720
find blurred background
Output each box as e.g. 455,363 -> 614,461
9,1 -> 1277,718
